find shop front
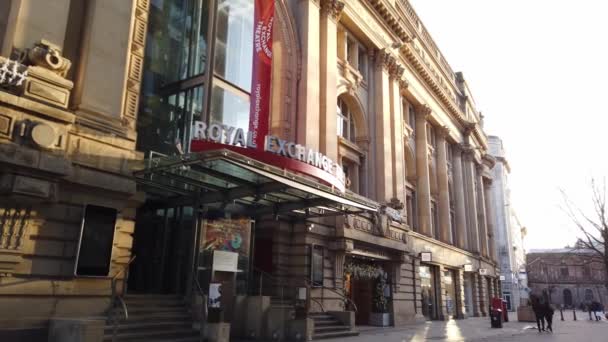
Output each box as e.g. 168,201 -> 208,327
419,264 -> 440,320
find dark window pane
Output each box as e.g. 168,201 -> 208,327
214,0 -> 253,91
311,245 -> 324,286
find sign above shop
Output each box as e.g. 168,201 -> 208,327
420,252 -> 432,262
464,264 -> 473,272
191,122 -> 346,192
212,250 -> 239,272
479,268 -> 488,275
499,275 -> 506,281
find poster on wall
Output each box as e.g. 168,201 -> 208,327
203,218 -> 251,257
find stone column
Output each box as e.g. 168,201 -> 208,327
436,127 -> 452,244
319,0 -> 343,161
415,105 -> 432,236
476,166 -> 489,257
11,0 -> 71,52
334,251 -> 345,290
452,145 -> 468,249
389,63 -> 406,203
455,270 -> 466,319
463,150 -> 480,253
373,49 -> 394,203
471,273 -> 481,317
437,265 -> 447,320
295,0 -> 321,150
72,0 -> 141,121
484,180 -> 498,262
479,275 -> 488,316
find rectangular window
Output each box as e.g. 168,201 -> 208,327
560,267 -> 569,277
311,245 -> 324,287
346,38 -> 356,66
406,190 -> 417,230
583,265 -> 591,277
408,104 -> 416,130
74,205 -> 118,277
357,45 -> 367,81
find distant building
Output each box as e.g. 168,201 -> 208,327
527,248 -> 607,309
488,136 -> 528,311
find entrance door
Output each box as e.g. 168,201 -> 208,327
352,278 -> 373,325
563,289 -> 573,307
420,265 -> 438,320
128,205 -> 196,294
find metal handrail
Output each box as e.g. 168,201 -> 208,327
109,255 -> 136,342
304,278 -> 358,313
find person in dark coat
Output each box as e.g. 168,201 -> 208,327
591,301 -> 602,321
542,301 -> 555,332
530,294 -> 545,332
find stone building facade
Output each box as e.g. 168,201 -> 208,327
0,0 -> 501,340
488,136 -> 528,311
527,249 -> 608,309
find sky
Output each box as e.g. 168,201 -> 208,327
409,0 -> 608,250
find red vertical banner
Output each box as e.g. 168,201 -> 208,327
249,0 -> 274,150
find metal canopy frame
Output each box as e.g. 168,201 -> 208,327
134,149 -> 379,219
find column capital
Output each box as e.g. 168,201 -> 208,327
389,60 -> 405,79
463,122 -> 476,136
416,104 -> 432,120
374,48 -> 393,71
320,0 -> 345,21
436,125 -> 450,139
398,78 -> 409,91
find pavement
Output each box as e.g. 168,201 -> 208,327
323,311 -> 608,342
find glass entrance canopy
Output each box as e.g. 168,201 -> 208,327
134,149 -> 378,218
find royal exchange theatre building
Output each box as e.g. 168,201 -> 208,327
0,0 -> 502,341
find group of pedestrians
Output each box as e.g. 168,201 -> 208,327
531,291 -> 555,333
587,301 -> 605,321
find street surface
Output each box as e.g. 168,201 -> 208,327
326,311 -> 608,342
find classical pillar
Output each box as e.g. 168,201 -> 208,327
10,0 -> 71,52
437,265 -> 448,320
452,144 -> 468,249
455,270 -> 466,319
484,180 -> 498,262
389,63 -> 406,203
452,145 -> 468,249
436,127 -> 452,244
373,49 -> 394,203
463,150 -> 480,253
319,0 -> 343,161
334,251 -> 345,290
471,273 -> 481,317
476,166 -> 489,257
415,105 -> 432,236
295,0 -> 321,150
479,275 -> 488,316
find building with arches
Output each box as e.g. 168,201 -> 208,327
527,249 -> 608,309
0,0 -> 502,340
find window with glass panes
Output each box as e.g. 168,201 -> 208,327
138,0 -> 254,156
337,98 -> 356,142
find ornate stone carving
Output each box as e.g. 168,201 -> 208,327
320,0 -> 344,21
437,125 -> 450,138
389,60 -> 405,79
0,206 -> 31,275
123,0 -> 150,122
398,78 -> 409,91
20,40 -> 71,77
416,104 -> 432,120
374,49 -> 392,71
0,57 -> 28,88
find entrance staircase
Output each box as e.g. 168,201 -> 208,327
310,313 -> 359,340
104,294 -> 200,342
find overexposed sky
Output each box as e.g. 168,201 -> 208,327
409,0 -> 608,250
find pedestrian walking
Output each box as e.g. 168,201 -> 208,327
590,301 -> 602,321
543,302 -> 555,332
530,294 -> 546,332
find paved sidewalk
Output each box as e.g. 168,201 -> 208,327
323,311 -> 608,342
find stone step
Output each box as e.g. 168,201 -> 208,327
314,325 -> 351,333
111,311 -> 192,323
313,319 -> 342,326
102,328 -> 199,341
313,330 -> 359,340
103,320 -> 192,334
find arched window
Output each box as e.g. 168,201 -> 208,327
337,98 -> 356,142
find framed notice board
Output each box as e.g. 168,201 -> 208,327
74,205 -> 118,277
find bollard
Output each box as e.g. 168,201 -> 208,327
573,310 -> 577,321
589,310 -> 593,320
560,308 -> 564,321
